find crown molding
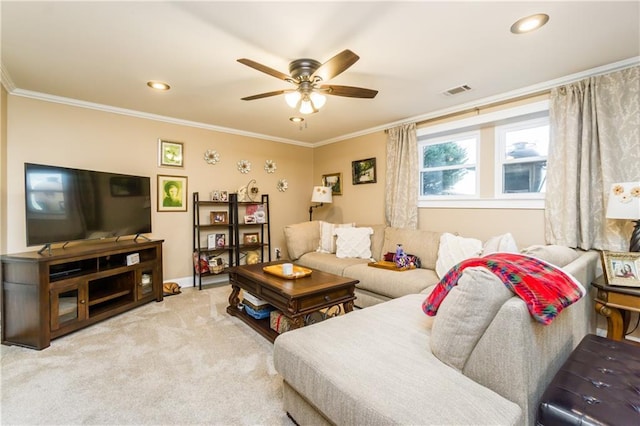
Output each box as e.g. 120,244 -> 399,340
0,62 -> 16,92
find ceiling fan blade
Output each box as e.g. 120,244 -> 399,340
237,58 -> 291,81
241,90 -> 288,101
320,85 -> 378,99
311,49 -> 360,82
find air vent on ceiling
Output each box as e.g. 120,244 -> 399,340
442,84 -> 472,96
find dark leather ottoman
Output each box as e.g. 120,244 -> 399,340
537,334 -> 640,425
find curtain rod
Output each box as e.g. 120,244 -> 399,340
385,89 -> 551,133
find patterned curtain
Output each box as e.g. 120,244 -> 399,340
385,123 -> 418,229
545,65 -> 640,250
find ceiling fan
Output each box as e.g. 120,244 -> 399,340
238,49 -> 378,114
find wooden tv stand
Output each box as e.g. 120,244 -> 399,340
1,239 -> 163,350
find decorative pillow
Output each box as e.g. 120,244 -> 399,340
520,244 -> 579,267
284,221 -> 321,260
482,233 -> 519,256
335,227 -> 373,259
317,221 -> 354,253
435,233 -> 482,278
430,267 -> 513,371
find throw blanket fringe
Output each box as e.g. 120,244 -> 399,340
422,253 -> 585,325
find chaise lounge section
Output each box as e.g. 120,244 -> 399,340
274,244 -> 600,425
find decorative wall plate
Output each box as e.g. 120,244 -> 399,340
237,160 -> 251,174
204,150 -> 220,165
277,178 -> 288,192
264,160 -> 277,173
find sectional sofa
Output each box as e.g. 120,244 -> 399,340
277,221 -> 601,425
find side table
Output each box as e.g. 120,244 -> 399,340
592,275 -> 640,341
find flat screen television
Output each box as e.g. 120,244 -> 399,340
25,163 -> 152,248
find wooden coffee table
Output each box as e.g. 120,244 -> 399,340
227,261 -> 358,342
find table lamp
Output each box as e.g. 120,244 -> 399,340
606,181 -> 640,252
309,186 -> 332,221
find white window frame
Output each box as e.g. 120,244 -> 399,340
417,99 -> 549,209
495,116 -> 549,200
418,130 -> 480,200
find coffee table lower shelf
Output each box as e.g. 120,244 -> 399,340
226,304 -> 279,342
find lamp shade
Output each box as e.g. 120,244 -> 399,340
606,182 -> 640,219
311,186 -> 332,203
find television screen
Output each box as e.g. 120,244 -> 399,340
25,163 -> 152,246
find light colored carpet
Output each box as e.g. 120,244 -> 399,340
1,284 -> 294,425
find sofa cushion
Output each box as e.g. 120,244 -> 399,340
273,294 -> 522,425
521,244 -> 580,267
482,232 -> 519,255
435,232 -> 483,278
430,267 -> 513,371
357,224 -> 386,260
335,227 -> 373,259
317,221 -> 354,253
381,227 -> 441,269
343,263 -> 440,299
284,221 -> 321,260
296,252 -> 368,276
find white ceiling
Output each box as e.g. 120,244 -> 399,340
2,1 -> 639,146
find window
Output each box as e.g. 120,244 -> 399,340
496,117 -> 549,198
416,99 -> 549,209
419,131 -> 479,198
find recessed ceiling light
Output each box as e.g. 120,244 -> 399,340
147,81 -> 170,91
289,117 -> 304,123
510,13 -> 549,34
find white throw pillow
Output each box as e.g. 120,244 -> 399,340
317,221 -> 354,253
335,227 -> 373,259
435,233 -> 483,278
482,233 -> 519,256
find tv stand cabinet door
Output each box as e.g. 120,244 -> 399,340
50,280 -> 88,334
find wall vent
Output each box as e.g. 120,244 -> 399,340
442,84 -> 472,96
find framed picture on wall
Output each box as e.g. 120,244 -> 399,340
157,175 -> 187,212
352,157 -> 377,185
158,139 -> 184,168
322,172 -> 342,195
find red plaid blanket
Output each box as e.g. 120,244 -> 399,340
422,253 -> 585,325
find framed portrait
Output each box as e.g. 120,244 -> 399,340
243,232 -> 259,245
214,233 -> 226,248
220,191 -> 228,202
244,215 -> 256,224
210,190 -> 220,201
210,211 -> 228,224
157,175 -> 187,212
158,139 -> 184,168
601,251 -> 640,287
352,157 -> 377,185
322,172 -> 342,196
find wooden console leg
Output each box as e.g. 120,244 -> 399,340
595,301 -> 624,341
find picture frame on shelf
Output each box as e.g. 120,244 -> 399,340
210,211 -> 228,224
214,233 -> 226,248
243,232 -> 259,245
244,214 -> 256,224
211,190 -> 220,201
158,139 -> 184,168
157,175 -> 187,212
207,234 -> 216,250
352,157 -> 377,185
322,172 -> 342,195
220,190 -> 228,202
601,251 -> 640,287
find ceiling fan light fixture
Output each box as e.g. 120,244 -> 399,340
310,92 -> 326,109
285,91 -> 301,108
299,99 -> 315,114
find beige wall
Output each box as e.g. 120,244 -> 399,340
4,95 -> 313,280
